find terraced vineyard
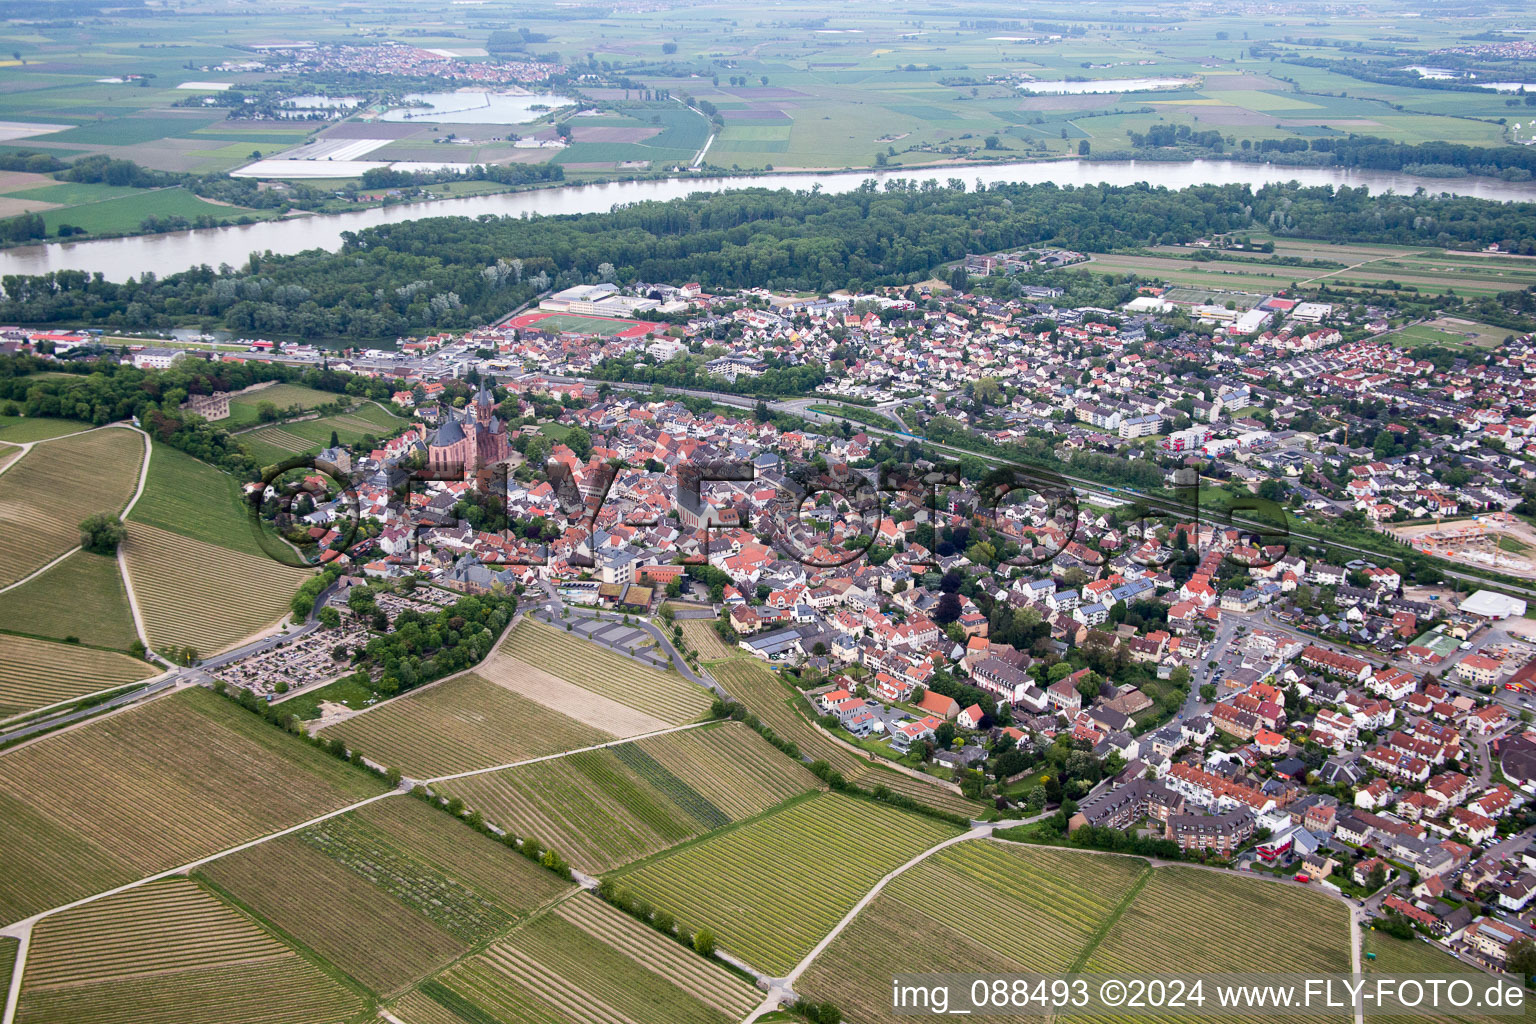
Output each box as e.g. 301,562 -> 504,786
680,618 -> 738,662
799,842 -> 1151,1021
15,878 -> 361,1024
553,894 -> 760,1018
616,792 -> 959,975
0,687 -> 385,923
500,617 -> 712,724
711,658 -> 982,818
404,907 -> 744,1024
0,633 -> 155,718
128,443 -> 266,555
0,549 -> 141,652
440,722 -> 817,873
321,670 -> 612,778
0,426 -> 144,588
1365,930 -> 1511,1024
226,384 -> 344,427
1084,865 -> 1351,976
199,796 -> 570,996
122,521 -> 313,654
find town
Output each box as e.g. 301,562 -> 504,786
10,254 -> 1536,980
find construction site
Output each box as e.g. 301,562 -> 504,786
1388,512 -> 1536,580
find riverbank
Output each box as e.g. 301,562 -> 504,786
5,156 -> 1536,282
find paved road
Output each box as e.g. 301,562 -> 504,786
0,586 -> 330,747
529,579 -> 730,698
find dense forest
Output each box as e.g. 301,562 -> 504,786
4,180 -> 1536,337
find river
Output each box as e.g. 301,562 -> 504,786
4,158 -> 1536,282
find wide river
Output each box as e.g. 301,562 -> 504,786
5,158 -> 1536,282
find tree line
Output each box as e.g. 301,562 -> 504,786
7,180 -> 1536,336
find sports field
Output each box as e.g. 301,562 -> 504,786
0,549 -> 139,651
615,792 -> 959,975
199,797 -> 570,996
1385,317 -> 1507,350
122,521 -> 313,655
503,309 -> 656,339
0,425 -> 145,588
319,669 -> 612,778
15,877 -> 361,1024
0,633 -> 154,719
499,617 -> 714,725
0,686 -> 385,924
438,721 -> 818,873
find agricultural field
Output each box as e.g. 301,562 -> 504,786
0,549 -> 139,651
0,416 -> 86,443
499,617 -> 713,725
679,618 -> 738,662
122,520 -> 313,655
0,633 -> 155,719
240,402 -> 407,465
319,670 -> 612,778
1364,930 -> 1515,1024
438,721 -> 818,873
1084,865 -> 1351,975
710,658 -> 982,818
1085,243 -> 1536,300
398,895 -> 753,1024
0,425 -> 144,588
201,797 -> 569,996
226,383 -> 346,427
33,185 -> 267,237
14,878 -> 361,1024
474,649 -> 671,736
614,792 -> 959,975
798,842 -> 1151,1021
0,686 -> 384,924
127,443 -> 265,555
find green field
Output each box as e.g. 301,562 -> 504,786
0,549 -> 139,650
127,442 -> 265,556
523,312 -> 651,336
0,686 -> 385,924
16,877 -> 362,1024
226,383 -> 347,428
0,416 -> 85,443
37,186 -> 268,236
439,721 -> 818,873
200,797 -> 570,996
1386,317 -> 1508,350
240,402 -> 407,465
0,425 -> 144,589
615,792 -> 959,975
